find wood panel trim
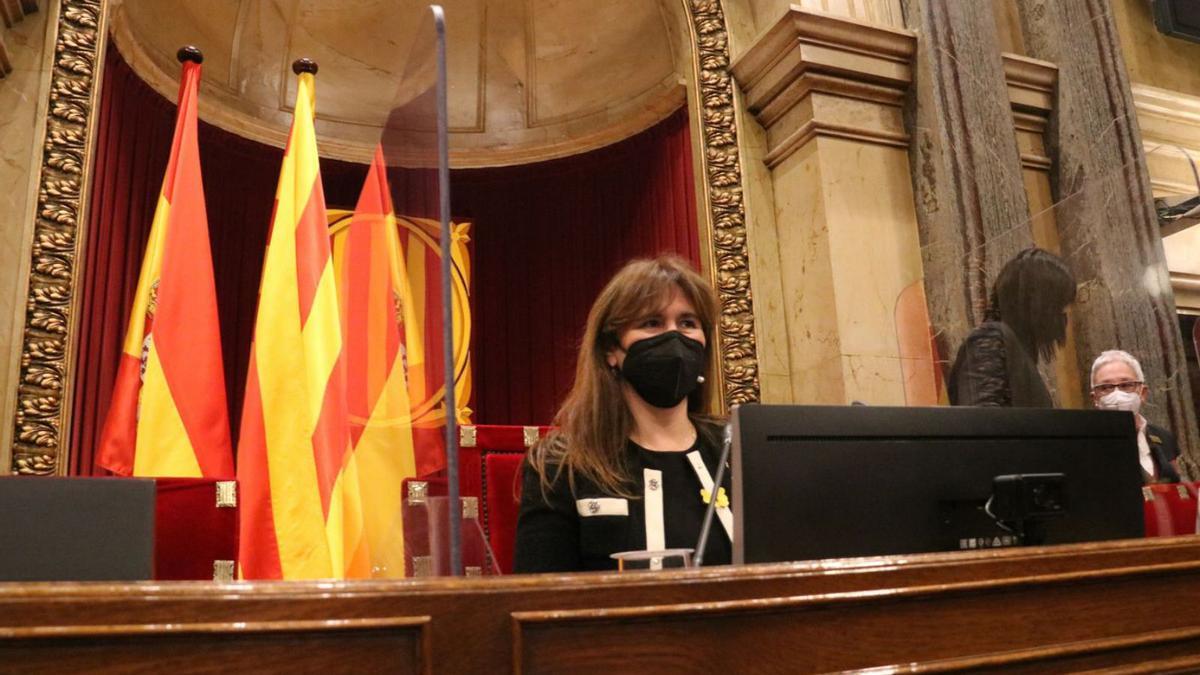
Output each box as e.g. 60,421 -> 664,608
892,626 -> 1200,673
510,558 -> 1200,672
7,538 -> 1200,672
3,616 -> 434,675
0,615 -> 430,639
6,536 -> 1200,601
511,557 -> 1200,625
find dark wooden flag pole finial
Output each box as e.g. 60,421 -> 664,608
177,46 -> 203,64
292,58 -> 318,76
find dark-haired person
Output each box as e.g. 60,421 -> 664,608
513,256 -> 732,573
948,247 -> 1076,407
1090,349 -> 1181,484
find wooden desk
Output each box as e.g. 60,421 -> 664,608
4,537 -> 1200,673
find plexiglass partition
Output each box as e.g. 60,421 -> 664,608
42,0 -> 1200,583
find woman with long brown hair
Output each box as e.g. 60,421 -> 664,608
948,247 -> 1076,407
513,256 -> 731,572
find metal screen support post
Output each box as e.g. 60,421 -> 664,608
431,4 -> 461,577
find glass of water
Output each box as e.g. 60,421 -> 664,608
610,548 -> 693,571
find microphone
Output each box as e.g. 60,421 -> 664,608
693,417 -> 734,567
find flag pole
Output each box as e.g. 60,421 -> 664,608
430,4 -> 461,577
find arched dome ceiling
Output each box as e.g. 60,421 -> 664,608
110,0 -> 689,167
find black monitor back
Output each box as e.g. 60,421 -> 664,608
732,404 -> 1145,564
0,477 -> 155,581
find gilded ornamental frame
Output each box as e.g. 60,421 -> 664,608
7,0 -> 758,475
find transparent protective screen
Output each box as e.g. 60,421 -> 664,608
70,2 -> 1200,583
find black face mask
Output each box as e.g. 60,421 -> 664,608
618,331 -> 706,409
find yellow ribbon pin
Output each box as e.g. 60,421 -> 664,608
700,487 -> 729,509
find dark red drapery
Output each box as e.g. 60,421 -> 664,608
70,46 -> 699,475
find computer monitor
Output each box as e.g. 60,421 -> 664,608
732,404 -> 1145,565
0,477 -> 155,581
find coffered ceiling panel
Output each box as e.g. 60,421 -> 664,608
283,0 -> 484,131
526,0 -> 677,126
109,0 -> 688,166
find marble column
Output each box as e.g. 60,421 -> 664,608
732,9 -> 932,406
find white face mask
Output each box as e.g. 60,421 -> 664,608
1097,389 -> 1142,414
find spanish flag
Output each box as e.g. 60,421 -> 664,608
332,147 -> 418,577
238,62 -> 366,580
96,51 -> 233,479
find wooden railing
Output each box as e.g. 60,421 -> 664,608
5,536 -> 1200,673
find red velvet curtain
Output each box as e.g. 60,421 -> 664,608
70,46 -> 698,475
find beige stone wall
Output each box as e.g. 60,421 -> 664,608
0,4 -> 53,470
1110,1 -> 1200,314
1115,0 -> 1200,98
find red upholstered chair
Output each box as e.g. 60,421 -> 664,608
461,424 -> 550,574
485,452 -> 526,573
154,478 -> 239,580
401,424 -> 551,575
398,474 -> 501,576
1143,481 -> 1200,537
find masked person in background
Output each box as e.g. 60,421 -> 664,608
949,248 -> 1076,407
514,256 -> 732,573
1090,350 -> 1181,484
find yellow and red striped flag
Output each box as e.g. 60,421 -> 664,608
330,211 -> 474,480
238,63 -> 367,580
331,146 -> 418,577
397,215 -> 474,478
96,52 -> 233,479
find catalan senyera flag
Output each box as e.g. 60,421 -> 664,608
238,67 -> 368,580
331,147 -> 418,577
96,56 -> 233,479
329,151 -> 473,577
397,214 -> 474,477
329,211 -> 473,476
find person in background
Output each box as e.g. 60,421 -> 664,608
949,247 -> 1076,407
1091,349 -> 1181,484
513,256 -> 732,573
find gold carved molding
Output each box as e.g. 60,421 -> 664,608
683,0 -> 760,407
7,0 -> 759,474
10,0 -> 107,475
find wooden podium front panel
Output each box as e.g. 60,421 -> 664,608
5,538 -> 1200,672
513,566 -> 1198,673
3,618 -> 429,674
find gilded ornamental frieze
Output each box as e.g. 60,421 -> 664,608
10,0 -> 106,475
